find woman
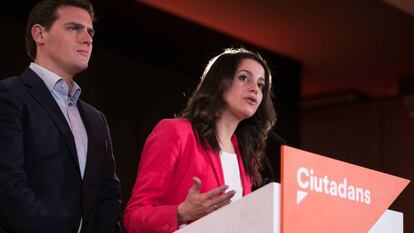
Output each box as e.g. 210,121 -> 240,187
124,48 -> 277,233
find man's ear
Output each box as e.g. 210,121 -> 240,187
31,24 -> 46,44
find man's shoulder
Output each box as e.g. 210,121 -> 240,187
0,75 -> 29,111
0,75 -> 24,93
0,68 -> 40,93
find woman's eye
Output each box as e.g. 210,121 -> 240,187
238,75 -> 248,81
258,83 -> 265,91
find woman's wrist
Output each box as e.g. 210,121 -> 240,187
177,203 -> 188,224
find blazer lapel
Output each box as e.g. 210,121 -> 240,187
205,149 -> 225,186
204,135 -> 252,193
21,68 -> 81,176
77,101 -> 95,183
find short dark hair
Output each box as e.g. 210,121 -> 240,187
179,48 -> 277,185
25,0 -> 95,61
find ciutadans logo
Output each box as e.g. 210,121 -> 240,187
296,167 -> 371,205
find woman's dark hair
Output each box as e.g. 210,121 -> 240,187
25,0 -> 95,61
179,48 -> 277,185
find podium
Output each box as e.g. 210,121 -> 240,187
176,183 -> 280,233
176,146 -> 409,233
176,182 -> 403,233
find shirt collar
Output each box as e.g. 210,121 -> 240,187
29,62 -> 82,103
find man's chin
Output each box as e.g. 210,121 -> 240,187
71,63 -> 89,75
78,62 -> 89,70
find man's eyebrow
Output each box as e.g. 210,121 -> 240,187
65,22 -> 84,27
65,22 -> 95,36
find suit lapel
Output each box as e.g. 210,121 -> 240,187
77,101 -> 106,184
77,101 -> 94,182
21,68 -> 81,176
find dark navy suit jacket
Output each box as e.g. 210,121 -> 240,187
0,68 -> 121,233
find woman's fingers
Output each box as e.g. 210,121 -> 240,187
202,184 -> 229,199
188,176 -> 202,194
208,190 -> 236,210
178,178 -> 237,224
214,199 -> 232,211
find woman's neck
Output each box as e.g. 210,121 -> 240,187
216,113 -> 240,153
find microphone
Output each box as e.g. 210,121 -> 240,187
262,131 -> 287,185
269,131 -> 287,145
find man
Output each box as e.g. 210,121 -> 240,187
0,0 -> 121,232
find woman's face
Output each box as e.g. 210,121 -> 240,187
222,58 -> 265,121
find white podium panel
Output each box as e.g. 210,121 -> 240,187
175,183 -> 280,233
175,182 -> 403,233
370,209 -> 403,233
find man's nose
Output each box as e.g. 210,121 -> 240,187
80,30 -> 93,46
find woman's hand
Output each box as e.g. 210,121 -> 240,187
177,177 -> 236,224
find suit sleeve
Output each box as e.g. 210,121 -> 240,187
93,112 -> 122,233
123,119 -> 182,233
0,89 -> 67,232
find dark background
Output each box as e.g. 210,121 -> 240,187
2,0 -> 413,232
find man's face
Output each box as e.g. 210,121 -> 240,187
36,6 -> 94,78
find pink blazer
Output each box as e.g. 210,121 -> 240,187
123,118 -> 252,233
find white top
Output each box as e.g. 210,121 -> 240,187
220,151 -> 243,202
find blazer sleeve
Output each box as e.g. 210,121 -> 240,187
123,119 -> 182,233
0,89 -> 67,232
92,112 -> 122,233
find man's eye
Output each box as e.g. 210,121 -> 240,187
88,30 -> 95,38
